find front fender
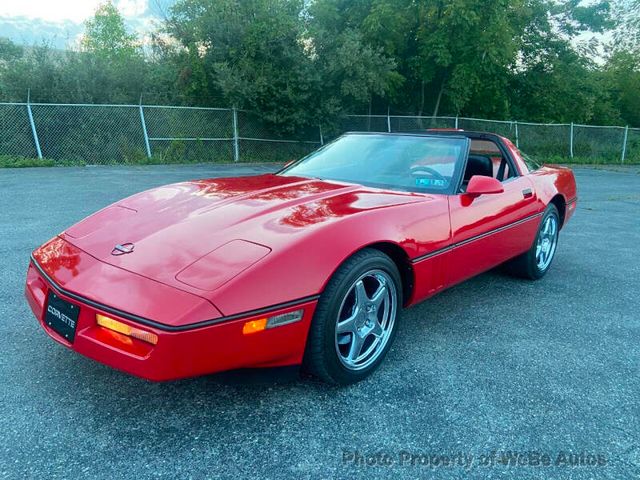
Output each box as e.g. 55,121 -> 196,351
207,196 -> 451,316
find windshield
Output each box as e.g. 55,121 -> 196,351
280,134 -> 468,193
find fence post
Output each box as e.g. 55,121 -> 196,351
26,89 -> 43,159
139,96 -> 152,159
232,107 -> 240,162
569,122 -> 574,158
319,125 -> 324,146
621,126 -> 629,164
387,106 -> 391,133
455,116 -> 459,129
514,121 -> 519,148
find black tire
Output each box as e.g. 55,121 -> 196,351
506,204 -> 560,280
303,248 -> 402,385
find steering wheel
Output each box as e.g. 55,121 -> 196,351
410,165 -> 448,184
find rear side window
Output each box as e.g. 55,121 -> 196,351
521,152 -> 542,171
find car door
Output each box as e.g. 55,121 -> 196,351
445,174 -> 541,288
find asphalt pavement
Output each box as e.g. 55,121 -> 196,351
0,163 -> 638,479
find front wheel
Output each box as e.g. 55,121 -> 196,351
303,249 -> 402,385
507,204 -> 560,279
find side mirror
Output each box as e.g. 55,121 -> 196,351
465,176 -> 504,196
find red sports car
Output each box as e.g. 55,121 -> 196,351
26,131 -> 577,384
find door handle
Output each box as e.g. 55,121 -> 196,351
522,188 -> 533,198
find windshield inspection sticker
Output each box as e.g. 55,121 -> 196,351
416,178 -> 447,187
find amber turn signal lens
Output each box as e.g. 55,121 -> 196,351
242,318 -> 268,335
96,314 -> 158,345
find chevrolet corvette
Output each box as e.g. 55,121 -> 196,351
26,131 -> 577,384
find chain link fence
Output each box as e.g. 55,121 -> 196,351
0,102 -> 320,164
0,102 -> 638,164
341,115 -> 639,163
237,110 -> 321,163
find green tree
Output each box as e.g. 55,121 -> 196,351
506,0 -> 615,123
310,0 -> 614,121
613,0 -> 640,53
603,50 -> 640,126
166,0 -> 317,131
0,0 -> 630,129
0,38 -> 22,63
76,1 -> 148,103
306,5 -> 401,118
310,0 -> 521,117
81,1 -> 138,61
166,0 -> 397,132
0,38 -> 24,100
0,2 -> 150,104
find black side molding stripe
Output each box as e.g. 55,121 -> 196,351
411,212 -> 544,264
567,197 -> 577,205
410,245 -> 454,262
30,256 -> 320,332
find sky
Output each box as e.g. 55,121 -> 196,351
0,0 -> 174,49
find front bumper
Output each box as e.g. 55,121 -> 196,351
25,260 -> 318,381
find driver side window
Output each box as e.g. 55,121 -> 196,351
461,139 -> 515,191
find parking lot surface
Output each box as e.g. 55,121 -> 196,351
1,164 -> 638,479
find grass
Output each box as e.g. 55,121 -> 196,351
543,154 -> 640,165
0,156 -> 57,168
0,154 -> 282,168
0,155 -> 88,168
2,153 -> 638,168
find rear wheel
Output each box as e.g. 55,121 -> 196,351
507,204 -> 560,279
303,249 -> 402,385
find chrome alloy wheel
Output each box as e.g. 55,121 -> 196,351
334,269 -> 397,371
536,214 -> 558,271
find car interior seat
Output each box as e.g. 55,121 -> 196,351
461,154 -> 494,191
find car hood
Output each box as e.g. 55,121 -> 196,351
61,174 -> 425,299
